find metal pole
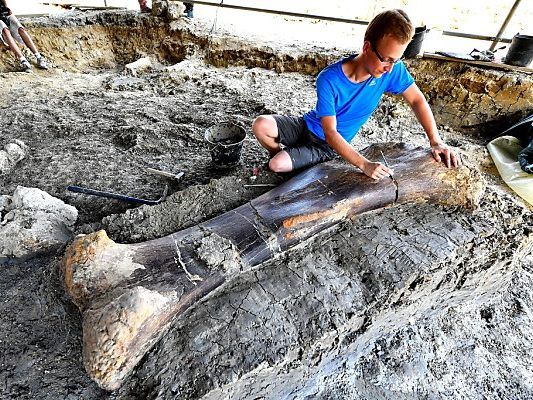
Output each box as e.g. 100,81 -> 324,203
186,0 -> 369,26
441,30 -> 512,43
489,0 -> 521,51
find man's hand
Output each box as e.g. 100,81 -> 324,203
362,160 -> 394,180
431,142 -> 461,168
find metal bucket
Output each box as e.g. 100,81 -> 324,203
504,34 -> 533,67
205,122 -> 246,167
404,26 -> 427,58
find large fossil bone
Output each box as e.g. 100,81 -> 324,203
61,143 -> 483,390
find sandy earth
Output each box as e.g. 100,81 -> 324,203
0,10 -> 532,400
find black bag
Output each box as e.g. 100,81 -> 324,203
518,138 -> 533,174
500,114 -> 533,174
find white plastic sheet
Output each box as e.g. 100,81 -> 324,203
487,135 -> 533,206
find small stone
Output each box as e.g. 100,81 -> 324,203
0,151 -> 10,175
124,57 -> 153,77
0,195 -> 11,214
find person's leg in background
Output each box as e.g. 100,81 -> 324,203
0,19 -> 31,71
184,2 -> 194,18
9,16 -> 48,69
138,0 -> 151,13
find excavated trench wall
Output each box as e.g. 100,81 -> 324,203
1,10 -> 531,132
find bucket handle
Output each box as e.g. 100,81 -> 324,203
206,123 -> 247,151
206,126 -> 247,150
208,138 -> 245,152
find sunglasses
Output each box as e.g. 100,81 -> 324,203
371,43 -> 403,66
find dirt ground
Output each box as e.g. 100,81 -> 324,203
0,55 -> 450,227
0,20 -> 531,399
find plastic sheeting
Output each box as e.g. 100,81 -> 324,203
488,135 -> 533,206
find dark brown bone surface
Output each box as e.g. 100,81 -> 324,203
61,143 -> 483,390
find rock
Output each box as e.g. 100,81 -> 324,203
5,139 -> 28,164
0,152 -> 10,175
152,0 -> 184,20
0,186 -> 78,260
199,250 -> 533,400
0,195 -> 11,214
124,57 -> 153,76
151,0 -> 168,17
0,139 -> 28,175
166,1 -> 185,20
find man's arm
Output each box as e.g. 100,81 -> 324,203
402,83 -> 460,167
321,115 -> 393,180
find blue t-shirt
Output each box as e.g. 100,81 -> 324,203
303,55 -> 414,142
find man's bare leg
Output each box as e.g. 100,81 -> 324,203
2,28 -> 23,59
18,27 -> 38,54
252,115 -> 293,172
268,151 -> 293,172
17,26 -> 47,69
252,115 -> 281,156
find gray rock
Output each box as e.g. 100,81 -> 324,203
0,139 -> 28,175
166,1 -> 185,20
202,252 -> 533,400
0,195 -> 11,214
0,186 -> 78,260
152,0 -> 185,20
5,139 -> 28,163
0,151 -> 11,175
124,57 -> 153,76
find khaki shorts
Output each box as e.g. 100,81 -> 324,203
0,14 -> 23,46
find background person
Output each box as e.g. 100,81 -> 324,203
0,0 -> 48,71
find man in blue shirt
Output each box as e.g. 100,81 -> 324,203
252,9 -> 460,180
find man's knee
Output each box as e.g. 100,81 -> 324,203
268,151 -> 292,173
1,26 -> 11,43
252,115 -> 276,139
